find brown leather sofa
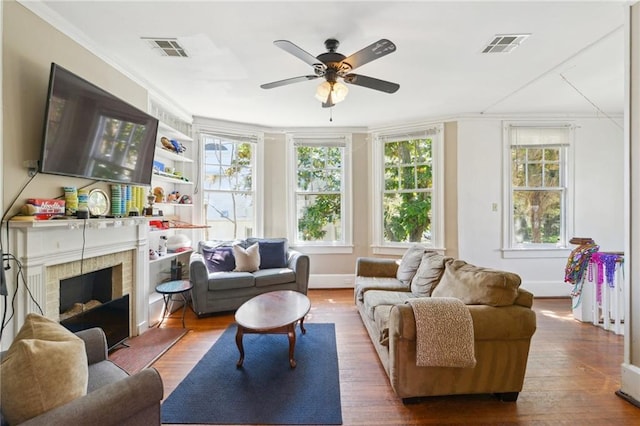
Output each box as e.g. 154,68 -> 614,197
355,249 -> 537,403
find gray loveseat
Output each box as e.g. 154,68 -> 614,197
190,238 -> 310,316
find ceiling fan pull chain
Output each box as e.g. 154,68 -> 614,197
329,107 -> 333,122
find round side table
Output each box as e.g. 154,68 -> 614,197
155,280 -> 193,328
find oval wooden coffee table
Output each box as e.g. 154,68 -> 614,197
234,290 -> 311,369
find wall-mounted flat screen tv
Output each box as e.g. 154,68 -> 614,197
39,63 -> 158,186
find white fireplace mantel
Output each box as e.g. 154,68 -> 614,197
2,217 -> 151,350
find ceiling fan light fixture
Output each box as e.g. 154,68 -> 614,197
315,81 -> 348,104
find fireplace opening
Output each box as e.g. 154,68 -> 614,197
60,267 -> 113,320
58,266 -> 130,350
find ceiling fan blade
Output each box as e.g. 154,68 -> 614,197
274,40 -> 326,70
343,74 -> 399,93
341,39 -> 396,71
260,75 -> 319,89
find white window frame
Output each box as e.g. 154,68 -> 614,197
195,122 -> 264,240
286,133 -> 352,254
371,124 -> 444,256
502,122 -> 574,259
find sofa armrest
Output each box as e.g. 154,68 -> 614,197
355,257 -> 399,278
75,327 -> 108,365
189,252 -> 210,315
20,368 -> 163,426
287,249 -> 310,294
389,302 -> 537,343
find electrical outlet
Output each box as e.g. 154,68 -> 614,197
23,160 -> 38,177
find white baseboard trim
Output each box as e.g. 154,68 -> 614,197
308,274 -> 354,289
521,280 -> 572,297
620,363 -> 640,404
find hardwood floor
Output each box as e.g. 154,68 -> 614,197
152,289 -> 640,425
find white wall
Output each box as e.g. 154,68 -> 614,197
457,117 -> 624,297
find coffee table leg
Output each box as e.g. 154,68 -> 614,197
235,326 -> 245,368
300,316 -> 306,334
288,324 -> 297,368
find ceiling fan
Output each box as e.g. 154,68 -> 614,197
260,38 -> 400,108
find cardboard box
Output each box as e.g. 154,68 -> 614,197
25,198 -> 65,217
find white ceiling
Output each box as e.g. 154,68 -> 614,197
27,1 -> 627,129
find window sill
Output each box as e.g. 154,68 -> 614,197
291,244 -> 354,255
372,245 -> 444,256
502,247 -> 571,259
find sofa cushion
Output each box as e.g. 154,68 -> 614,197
396,244 -> 427,285
410,252 -> 451,297
86,360 -> 129,393
431,260 -> 521,306
373,304 -> 393,347
208,271 -> 255,291
247,238 -> 289,269
233,243 -> 261,272
354,276 -> 409,304
254,268 -> 296,287
362,289 -> 415,320
0,313 -> 89,425
202,245 -> 236,272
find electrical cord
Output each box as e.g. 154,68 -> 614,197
1,172 -> 39,270
0,253 -> 43,343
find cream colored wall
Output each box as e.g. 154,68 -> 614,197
443,121 -> 458,259
262,133 -> 288,238
2,1 -> 148,216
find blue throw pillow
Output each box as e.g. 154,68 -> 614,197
247,238 -> 288,269
202,246 -> 235,272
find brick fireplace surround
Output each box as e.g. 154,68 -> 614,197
2,218 -> 150,350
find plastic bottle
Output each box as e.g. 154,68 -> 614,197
159,236 -> 168,256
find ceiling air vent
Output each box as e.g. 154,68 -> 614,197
481,34 -> 530,53
142,38 -> 188,57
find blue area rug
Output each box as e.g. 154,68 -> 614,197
161,323 -> 342,425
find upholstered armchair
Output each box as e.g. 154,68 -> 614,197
1,323 -> 163,426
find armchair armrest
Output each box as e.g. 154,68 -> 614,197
355,257 -> 399,278
74,327 -> 108,365
287,249 -> 309,294
20,368 -> 163,426
189,252 -> 209,315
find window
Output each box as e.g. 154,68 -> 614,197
372,125 -> 443,251
201,132 -> 259,240
505,125 -> 572,251
287,134 -> 351,250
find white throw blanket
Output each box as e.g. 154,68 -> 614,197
406,297 -> 476,368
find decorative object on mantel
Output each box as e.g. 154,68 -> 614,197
20,198 -> 65,219
63,186 -> 78,216
87,189 -> 110,217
